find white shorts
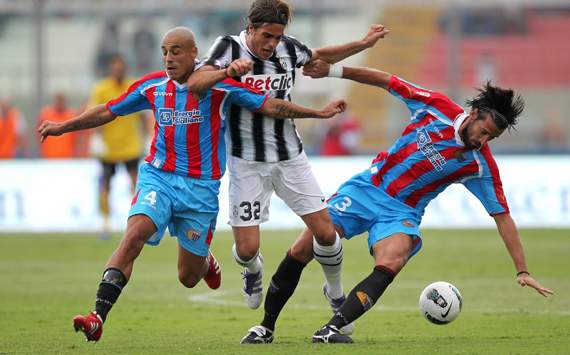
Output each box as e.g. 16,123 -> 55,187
227,152 -> 327,227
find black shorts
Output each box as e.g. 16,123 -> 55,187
101,158 -> 140,182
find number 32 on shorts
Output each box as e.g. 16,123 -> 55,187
239,201 -> 260,221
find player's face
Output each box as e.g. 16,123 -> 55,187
460,110 -> 504,150
161,35 -> 198,82
246,23 -> 285,60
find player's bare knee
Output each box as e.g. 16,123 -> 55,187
178,272 -> 201,288
235,243 -> 258,261
289,243 -> 313,263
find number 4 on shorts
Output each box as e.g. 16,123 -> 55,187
144,191 -> 157,206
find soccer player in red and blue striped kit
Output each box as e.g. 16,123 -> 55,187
38,27 -> 346,342
245,59 -> 553,344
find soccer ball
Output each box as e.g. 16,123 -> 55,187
419,281 -> 462,325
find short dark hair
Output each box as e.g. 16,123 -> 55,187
466,81 -> 525,131
247,0 -> 292,28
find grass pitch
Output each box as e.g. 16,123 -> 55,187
0,229 -> 568,354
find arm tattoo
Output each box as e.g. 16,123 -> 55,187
274,103 -> 311,119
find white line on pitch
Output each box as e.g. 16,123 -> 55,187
188,291 -> 570,315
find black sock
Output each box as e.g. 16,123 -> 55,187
260,252 -> 307,331
328,266 -> 395,329
95,268 -> 128,322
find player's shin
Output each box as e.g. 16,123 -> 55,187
95,268 -> 128,322
313,234 -> 344,299
261,251 -> 306,331
328,266 -> 395,329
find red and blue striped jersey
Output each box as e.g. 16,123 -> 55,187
106,71 -> 267,179
369,75 -> 509,216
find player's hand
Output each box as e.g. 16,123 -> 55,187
362,24 -> 391,48
517,273 -> 554,297
38,120 -> 64,142
318,99 -> 347,119
303,59 -> 330,79
225,59 -> 253,77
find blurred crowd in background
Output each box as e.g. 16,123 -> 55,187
1,0 -> 569,159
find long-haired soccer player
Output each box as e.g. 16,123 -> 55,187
188,0 -> 390,342
251,59 -> 553,344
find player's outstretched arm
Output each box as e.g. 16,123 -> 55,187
303,59 -> 392,90
257,98 -> 346,120
494,213 -> 554,297
187,59 -> 253,95
312,24 -> 390,64
38,104 -> 116,142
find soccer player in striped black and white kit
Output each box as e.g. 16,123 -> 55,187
39,27 -> 346,343
300,60 -> 553,343
188,1 -> 389,343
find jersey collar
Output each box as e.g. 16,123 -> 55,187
453,112 -> 468,146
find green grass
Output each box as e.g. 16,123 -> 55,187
0,229 -> 569,354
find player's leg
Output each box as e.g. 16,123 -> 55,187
172,177 -> 222,290
98,161 -> 115,240
301,209 -> 345,301
74,163 -> 171,342
228,156 -> 271,309
240,227 -> 312,344
312,232 -> 416,344
73,214 -> 157,341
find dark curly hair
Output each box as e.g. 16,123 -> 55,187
247,0 -> 292,28
466,82 -> 525,131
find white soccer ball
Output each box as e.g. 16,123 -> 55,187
419,281 -> 462,325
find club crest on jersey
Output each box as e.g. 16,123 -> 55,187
278,56 -> 289,70
158,108 -> 204,126
243,73 -> 293,92
187,230 -> 201,241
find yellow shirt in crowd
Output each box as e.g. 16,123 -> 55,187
89,77 -> 144,162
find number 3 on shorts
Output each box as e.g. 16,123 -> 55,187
334,196 -> 352,212
239,201 -> 261,221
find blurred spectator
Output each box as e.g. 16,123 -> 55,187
94,20 -> 121,78
320,112 -> 362,156
0,98 -> 27,159
37,92 -> 77,158
89,55 -> 147,239
476,52 -> 497,85
132,20 -> 157,76
539,110 -> 567,153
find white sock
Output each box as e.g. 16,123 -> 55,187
313,234 -> 344,299
232,243 -> 263,274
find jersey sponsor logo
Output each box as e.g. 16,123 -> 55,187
417,127 -> 446,171
158,108 -> 204,126
243,73 -> 293,92
153,91 -> 174,97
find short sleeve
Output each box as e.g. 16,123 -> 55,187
106,77 -> 154,116
214,78 -> 268,112
388,75 -> 463,123
462,146 -> 509,215
204,36 -> 233,69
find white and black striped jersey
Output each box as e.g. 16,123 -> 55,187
204,31 -> 312,162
